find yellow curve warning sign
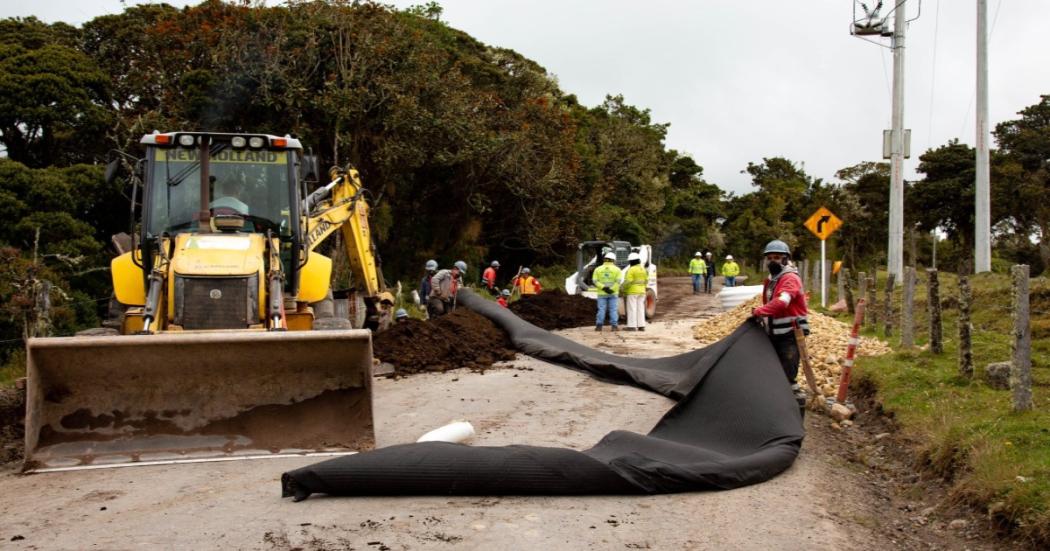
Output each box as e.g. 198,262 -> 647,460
804,207 -> 842,241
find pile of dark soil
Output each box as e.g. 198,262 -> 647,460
373,309 -> 516,376
0,386 -> 24,465
509,290 -> 596,330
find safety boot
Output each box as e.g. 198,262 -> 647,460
594,325 -> 603,332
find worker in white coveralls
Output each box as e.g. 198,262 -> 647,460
622,252 -> 648,331
592,252 -> 622,332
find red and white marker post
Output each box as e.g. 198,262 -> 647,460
836,298 -> 866,404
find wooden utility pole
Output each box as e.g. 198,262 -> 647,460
1011,265 -> 1032,411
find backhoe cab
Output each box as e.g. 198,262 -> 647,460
24,131 -> 390,471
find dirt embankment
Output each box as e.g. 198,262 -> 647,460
373,309 -> 517,375
509,290 -> 595,330
0,386 -> 24,465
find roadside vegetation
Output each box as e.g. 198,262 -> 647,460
842,271 -> 1050,545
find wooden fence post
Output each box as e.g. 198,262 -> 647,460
901,267 -> 915,347
958,275 -> 973,377
836,269 -> 846,303
927,269 -> 942,354
857,271 -> 867,317
866,276 -> 877,330
844,268 -> 856,315
1011,265 -> 1032,412
883,272 -> 896,337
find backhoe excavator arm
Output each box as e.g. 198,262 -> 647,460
303,167 -> 392,304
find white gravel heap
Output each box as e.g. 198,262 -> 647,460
692,296 -> 891,397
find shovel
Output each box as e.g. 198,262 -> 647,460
792,320 -> 826,411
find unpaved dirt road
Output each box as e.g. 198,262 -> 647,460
0,278 -> 1004,550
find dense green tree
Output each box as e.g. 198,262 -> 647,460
0,18 -> 111,166
994,95 -> 1050,272
910,140 -> 979,257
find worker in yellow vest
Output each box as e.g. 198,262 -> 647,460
622,252 -> 648,331
688,252 -> 706,295
592,252 -> 622,332
721,255 -> 740,287
511,267 -> 543,295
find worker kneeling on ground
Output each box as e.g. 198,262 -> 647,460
394,308 -> 409,323
721,255 -> 740,287
512,267 -> 542,296
750,239 -> 809,405
688,252 -> 706,295
593,252 -> 622,332
622,252 -> 648,331
428,260 -> 467,318
497,288 -> 510,308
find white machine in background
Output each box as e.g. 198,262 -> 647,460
565,240 -> 658,319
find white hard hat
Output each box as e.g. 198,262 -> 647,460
604,252 -> 617,261
627,252 -> 640,262
522,267 -> 531,274
725,255 -> 733,260
491,260 -> 500,268
705,252 -> 712,257
694,251 -> 702,257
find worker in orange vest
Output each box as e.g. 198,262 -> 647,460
511,267 -> 542,296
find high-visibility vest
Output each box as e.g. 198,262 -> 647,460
623,264 -> 648,295
514,275 -> 541,295
592,262 -> 622,296
722,261 -> 740,277
689,258 -> 706,275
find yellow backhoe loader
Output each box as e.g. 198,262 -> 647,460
24,131 -> 393,471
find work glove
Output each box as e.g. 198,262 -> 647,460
602,286 -> 613,294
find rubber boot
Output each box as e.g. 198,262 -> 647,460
595,325 -> 602,332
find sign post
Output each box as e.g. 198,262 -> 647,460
804,206 -> 843,308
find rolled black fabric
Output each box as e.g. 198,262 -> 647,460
282,289 -> 804,500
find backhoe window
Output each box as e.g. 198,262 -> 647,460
147,147 -> 293,237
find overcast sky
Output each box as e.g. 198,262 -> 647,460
4,0 -> 1049,195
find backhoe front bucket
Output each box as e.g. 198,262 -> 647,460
24,330 -> 375,472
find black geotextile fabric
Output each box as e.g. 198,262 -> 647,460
281,289 -> 804,501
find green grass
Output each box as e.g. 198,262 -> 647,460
833,270 -> 1050,545
0,349 -> 25,387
